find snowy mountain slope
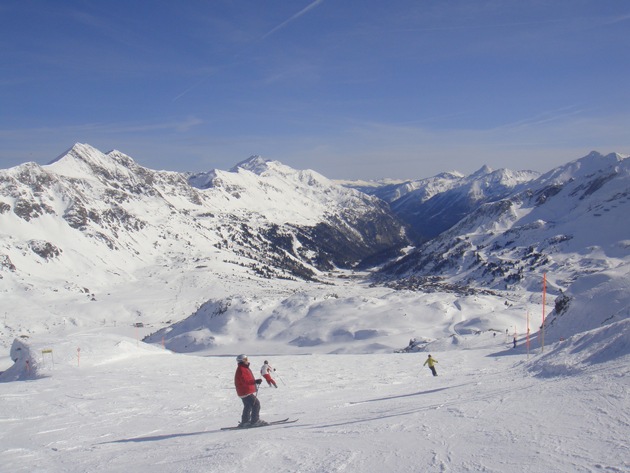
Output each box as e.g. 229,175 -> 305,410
1,145 -> 628,360
187,154 -> 411,268
377,152 -> 630,296
149,150 -> 630,354
189,154 -> 381,226
545,268 -> 630,340
339,172 -> 462,204
393,166 -> 539,242
342,167 -> 539,242
0,143 -> 408,348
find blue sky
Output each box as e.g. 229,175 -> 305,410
1,1 -> 629,180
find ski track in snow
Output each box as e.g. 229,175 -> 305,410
0,331 -> 628,473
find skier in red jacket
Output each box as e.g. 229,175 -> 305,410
234,354 -> 266,427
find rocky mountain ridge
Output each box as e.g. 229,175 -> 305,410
0,143 -> 408,287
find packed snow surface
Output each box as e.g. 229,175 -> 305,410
1,316 -> 628,472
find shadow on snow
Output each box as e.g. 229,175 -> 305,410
347,386 -> 457,405
98,430 -> 218,444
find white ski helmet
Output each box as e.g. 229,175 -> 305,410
236,354 -> 248,363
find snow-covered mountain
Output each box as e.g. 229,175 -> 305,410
1,145 -> 628,357
0,143 -> 408,346
345,166 -> 540,242
142,150 -> 628,354
2,143 -> 406,275
377,151 -> 630,302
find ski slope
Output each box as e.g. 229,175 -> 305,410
1,328 -> 627,473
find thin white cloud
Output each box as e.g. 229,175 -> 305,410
262,0 -> 324,39
87,116 -> 204,134
173,1 -> 324,101
605,13 -> 630,25
493,105 -> 586,131
173,77 -> 211,102
0,117 -> 204,138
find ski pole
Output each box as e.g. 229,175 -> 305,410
276,372 -> 286,386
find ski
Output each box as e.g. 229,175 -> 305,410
220,418 -> 297,431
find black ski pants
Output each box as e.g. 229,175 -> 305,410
241,394 -> 260,424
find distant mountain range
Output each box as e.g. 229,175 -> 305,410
1,144 -> 628,349
346,165 -> 539,242
0,143 -> 407,285
374,151 -> 630,292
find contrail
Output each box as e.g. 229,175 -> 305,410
173,76 -> 210,102
174,2 -> 324,101
262,0 -> 324,39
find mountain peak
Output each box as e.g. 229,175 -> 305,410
539,150 -> 629,185
48,142 -> 100,165
469,164 -> 493,178
231,155 -> 270,175
45,142 -> 140,181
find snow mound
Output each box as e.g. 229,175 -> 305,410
0,333 -> 170,383
546,269 -> 630,339
528,318 -> 630,378
0,338 -> 40,382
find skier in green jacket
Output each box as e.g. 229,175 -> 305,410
423,354 -> 438,376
